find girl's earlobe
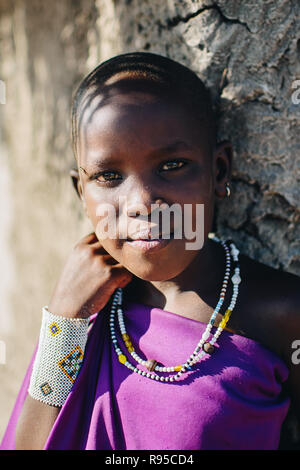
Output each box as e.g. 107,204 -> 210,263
70,168 -> 89,217
225,181 -> 231,198
213,141 -> 233,199
70,168 -> 81,198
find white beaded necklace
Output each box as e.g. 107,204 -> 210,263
109,236 -> 241,382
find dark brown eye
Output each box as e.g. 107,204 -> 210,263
97,171 -> 122,182
160,160 -> 186,171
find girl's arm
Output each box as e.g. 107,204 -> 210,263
15,397 -> 61,450
14,232 -> 132,450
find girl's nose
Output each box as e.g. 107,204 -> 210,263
125,179 -> 165,217
126,197 -> 166,217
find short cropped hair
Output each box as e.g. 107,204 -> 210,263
71,51 -> 217,160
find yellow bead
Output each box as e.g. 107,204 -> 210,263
174,365 -> 182,372
118,354 -> 127,364
125,340 -> 132,348
122,334 -> 129,341
219,319 -> 226,329
225,309 -> 232,316
128,346 -> 135,353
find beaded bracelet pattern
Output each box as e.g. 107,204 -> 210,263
28,308 -> 89,407
110,237 -> 241,382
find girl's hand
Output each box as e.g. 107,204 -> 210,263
48,232 -> 132,318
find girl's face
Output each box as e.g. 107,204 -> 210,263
76,84 -> 229,281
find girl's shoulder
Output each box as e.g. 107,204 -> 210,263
235,253 -> 300,363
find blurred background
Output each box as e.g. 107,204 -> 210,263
0,0 -> 299,446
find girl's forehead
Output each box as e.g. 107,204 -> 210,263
80,87 -> 181,127
76,83 -> 214,170
80,120 -> 204,175
79,89 -> 206,152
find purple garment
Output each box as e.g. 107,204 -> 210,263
1,300 -> 290,450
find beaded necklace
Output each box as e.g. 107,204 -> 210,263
109,236 -> 241,382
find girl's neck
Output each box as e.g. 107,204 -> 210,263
124,238 -> 227,322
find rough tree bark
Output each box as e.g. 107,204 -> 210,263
0,0 -> 299,447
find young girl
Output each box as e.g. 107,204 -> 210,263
1,52 -> 300,450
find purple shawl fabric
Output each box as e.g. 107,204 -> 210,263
1,300 -> 290,450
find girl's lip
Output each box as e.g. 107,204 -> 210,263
128,230 -> 174,241
124,234 -> 174,252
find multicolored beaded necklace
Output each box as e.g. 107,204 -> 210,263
109,236 -> 241,382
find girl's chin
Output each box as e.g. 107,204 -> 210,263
127,271 -> 177,283
121,256 -> 193,283
99,239 -> 198,281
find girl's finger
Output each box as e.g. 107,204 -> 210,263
81,232 -> 99,244
110,264 -> 133,280
100,254 -> 120,265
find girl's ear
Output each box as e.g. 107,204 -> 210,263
213,140 -> 233,199
69,168 -> 88,214
70,168 -> 81,198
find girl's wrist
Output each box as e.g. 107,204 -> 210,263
48,299 -> 92,319
28,306 -> 89,407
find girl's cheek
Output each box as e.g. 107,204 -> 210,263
94,201 -> 119,241
92,201 -> 128,244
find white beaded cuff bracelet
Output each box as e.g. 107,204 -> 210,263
28,307 -> 89,407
